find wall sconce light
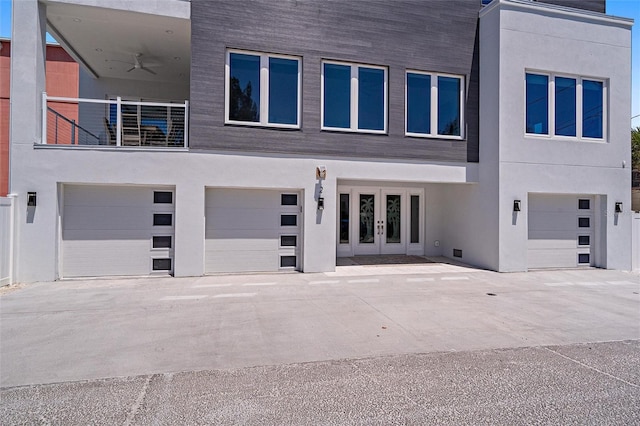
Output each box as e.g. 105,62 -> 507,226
316,165 -> 327,180
513,199 -> 521,212
615,202 -> 623,213
27,192 -> 37,207
317,197 -> 325,210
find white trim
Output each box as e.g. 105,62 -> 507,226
482,0 -> 634,29
405,70 -> 465,140
321,60 -> 388,134
225,49 -> 302,129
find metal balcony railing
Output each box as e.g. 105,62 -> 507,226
42,93 -> 189,148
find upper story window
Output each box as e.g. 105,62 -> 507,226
225,50 -> 301,128
406,71 -> 464,139
321,61 -> 388,134
525,72 -> 605,140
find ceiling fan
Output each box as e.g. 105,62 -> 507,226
126,53 -> 157,75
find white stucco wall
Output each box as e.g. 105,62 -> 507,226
10,143 -> 477,282
481,0 -> 633,271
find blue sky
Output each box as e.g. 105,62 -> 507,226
0,0 -> 638,126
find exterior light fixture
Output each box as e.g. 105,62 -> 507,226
513,200 -> 521,212
316,165 -> 327,180
615,202 -> 622,213
27,192 -> 37,207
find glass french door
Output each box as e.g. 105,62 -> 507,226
353,189 -> 406,255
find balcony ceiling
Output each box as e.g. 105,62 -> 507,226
45,2 -> 190,83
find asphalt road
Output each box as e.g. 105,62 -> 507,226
1,341 -> 639,425
1,263 -> 639,424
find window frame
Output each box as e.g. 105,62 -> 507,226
524,70 -> 607,142
225,49 -> 302,129
321,60 -> 388,134
405,70 -> 465,140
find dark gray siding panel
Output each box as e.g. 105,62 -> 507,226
190,0 -> 480,163
534,0 -> 606,13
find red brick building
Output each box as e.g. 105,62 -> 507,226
0,39 -> 78,196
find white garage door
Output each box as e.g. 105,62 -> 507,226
528,194 -> 593,269
205,188 -> 301,273
62,185 -> 174,278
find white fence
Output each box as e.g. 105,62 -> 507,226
0,195 -> 16,286
633,212 -> 640,272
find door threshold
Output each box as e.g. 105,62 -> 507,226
337,255 -> 434,266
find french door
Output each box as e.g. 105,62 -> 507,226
337,187 -> 423,256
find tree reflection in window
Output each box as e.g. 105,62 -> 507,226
229,77 -> 258,122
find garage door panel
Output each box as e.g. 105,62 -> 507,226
205,188 -> 300,274
528,194 -> 577,212
64,206 -> 159,231
207,238 -> 278,252
205,208 -> 278,231
205,250 -> 276,273
63,229 -> 150,241
527,238 -> 577,250
65,185 -> 157,207
528,194 -> 593,269
205,189 -> 278,209
528,212 -> 577,231
63,185 -> 174,278
64,240 -> 151,277
206,229 -> 278,241
528,249 -> 577,269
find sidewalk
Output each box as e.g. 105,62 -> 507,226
1,264 -> 638,388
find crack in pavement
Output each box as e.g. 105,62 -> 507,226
543,345 -> 639,389
123,374 -> 152,426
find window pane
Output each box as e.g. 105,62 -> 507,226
578,235 -> 590,246
154,191 -> 173,204
386,195 -> 401,244
280,235 -> 297,247
407,73 -> 431,134
339,194 -> 349,244
583,80 -> 603,138
269,57 -> 298,125
281,194 -> 297,205
280,255 -> 296,268
555,77 -> 576,136
229,53 -> 260,122
526,73 -> 548,134
152,258 -> 172,271
153,214 -> 172,226
323,63 -> 351,128
152,236 -> 172,248
359,194 -> 375,244
410,195 -> 420,244
281,214 -> 297,226
437,76 -> 460,136
578,199 -> 590,210
358,67 -> 385,131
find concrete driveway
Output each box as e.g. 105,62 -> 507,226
1,261 -> 638,388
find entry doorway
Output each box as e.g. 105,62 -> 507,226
337,187 -> 424,257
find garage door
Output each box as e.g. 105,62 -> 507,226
205,188 -> 301,273
62,185 -> 174,277
527,194 -> 593,269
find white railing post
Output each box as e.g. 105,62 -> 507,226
116,96 -> 122,147
183,100 -> 189,148
8,194 -> 16,285
41,92 -> 47,144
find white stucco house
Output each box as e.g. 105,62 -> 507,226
6,0 -> 633,283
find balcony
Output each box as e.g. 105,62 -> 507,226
43,93 -> 188,148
